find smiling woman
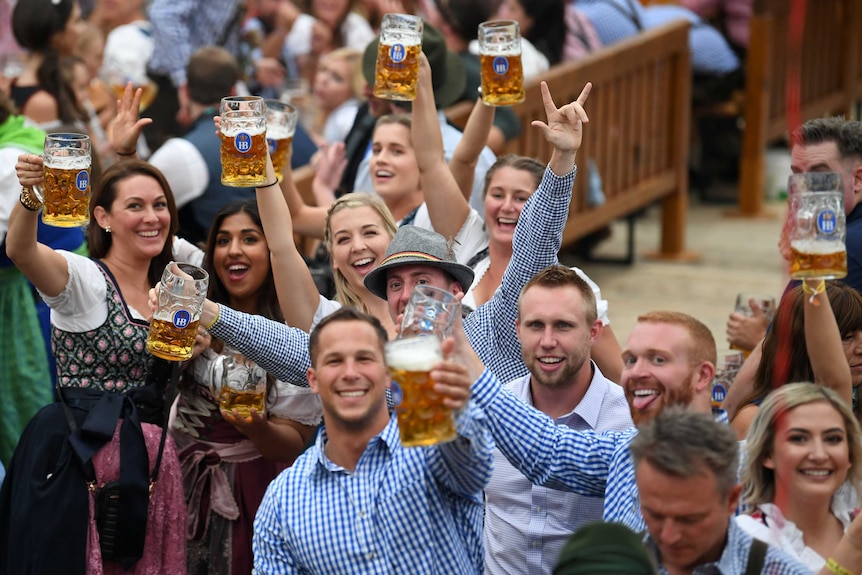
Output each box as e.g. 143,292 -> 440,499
1,156 -> 198,573
172,199 -> 321,575
738,383 -> 862,572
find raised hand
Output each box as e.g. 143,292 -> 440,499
531,81 -> 591,155
112,82 -> 152,155
15,153 -> 44,188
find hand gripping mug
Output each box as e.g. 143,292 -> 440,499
264,100 -> 299,182
385,285 -> 462,446
478,20 -> 525,106
41,133 -> 92,227
147,262 -> 209,361
220,96 -> 268,187
787,172 -> 847,279
372,13 -> 423,101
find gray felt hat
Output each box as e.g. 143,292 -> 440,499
363,225 -> 475,299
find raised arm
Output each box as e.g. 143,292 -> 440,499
255,147 -> 324,331
805,280 -> 853,406
5,154 -> 71,297
465,81 -> 592,384
449,99 -> 495,201
412,53 -> 471,240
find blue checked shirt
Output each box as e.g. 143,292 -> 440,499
647,519 -> 811,574
251,376 -> 495,574
147,0 -> 244,87
471,372 -> 730,534
208,166 -> 577,387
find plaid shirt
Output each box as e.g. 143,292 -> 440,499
648,520 -> 811,574
208,166 -> 577,387
251,379 -> 495,574
471,372 -> 731,533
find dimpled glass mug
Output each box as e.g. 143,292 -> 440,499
41,133 -> 91,227
372,13 -> 423,101
787,172 -> 847,279
147,262 -> 209,361
220,96 -> 268,187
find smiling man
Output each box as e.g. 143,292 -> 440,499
252,307 -> 495,574
482,266 -> 632,575
469,310 -> 719,533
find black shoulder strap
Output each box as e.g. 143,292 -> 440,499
744,538 -> 768,575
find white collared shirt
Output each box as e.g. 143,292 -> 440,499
483,363 -> 633,575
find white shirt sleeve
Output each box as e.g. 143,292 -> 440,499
0,147 -> 23,244
172,236 -> 205,266
310,295 -> 343,331
148,138 -> 209,208
285,14 -> 315,56
38,252 -> 110,332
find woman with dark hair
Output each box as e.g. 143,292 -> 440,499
10,0 -> 86,128
0,91 -> 192,572
172,199 -> 320,575
497,0 -> 602,66
731,280 -> 862,438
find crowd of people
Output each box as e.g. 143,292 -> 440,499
6,0 -> 862,575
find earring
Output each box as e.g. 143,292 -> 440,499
105,226 -> 111,233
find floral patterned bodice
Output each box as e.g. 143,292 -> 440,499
52,259 -> 150,391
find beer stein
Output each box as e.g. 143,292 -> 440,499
400,285 -> 461,340
220,95 -> 268,187
729,292 -> 775,357
478,20 -> 525,106
101,55 -> 158,111
217,347 -> 267,419
264,100 -> 298,182
385,335 -> 456,447
711,350 -> 744,410
147,262 -> 209,361
787,172 -> 847,279
41,133 -> 91,227
372,13 -> 423,101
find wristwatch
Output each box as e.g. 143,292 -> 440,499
19,186 -> 43,211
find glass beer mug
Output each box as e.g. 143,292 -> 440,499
220,95 -> 268,187
217,347 -> 267,419
264,99 -> 298,182
478,20 -> 525,106
40,133 -> 91,227
787,172 -> 847,279
372,13 -> 423,101
147,262 -> 209,361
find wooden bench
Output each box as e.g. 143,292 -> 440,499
447,20 -> 694,261
719,0 -> 855,216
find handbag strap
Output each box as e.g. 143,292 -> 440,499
743,537 -> 768,575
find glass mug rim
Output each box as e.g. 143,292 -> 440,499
45,132 -> 91,143
479,19 -> 520,31
163,261 -> 209,283
787,171 -> 842,193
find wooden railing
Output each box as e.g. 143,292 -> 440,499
448,20 -> 694,259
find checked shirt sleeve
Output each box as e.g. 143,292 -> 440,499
427,370 -> 496,499
253,476 -> 303,575
464,166 -> 576,384
471,363 -> 623,497
208,304 -> 312,386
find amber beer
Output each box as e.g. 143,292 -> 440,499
219,387 -> 265,419
385,336 -> 455,447
220,116 -> 268,187
264,100 -> 298,182
147,262 -> 209,361
789,239 -> 847,279
478,20 -> 525,106
147,315 -> 200,361
42,133 -> 91,227
110,80 -> 158,110
372,13 -> 423,101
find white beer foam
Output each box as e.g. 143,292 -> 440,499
266,125 -> 292,139
791,238 -> 845,254
44,155 -> 90,169
386,336 -> 442,371
221,123 -> 266,137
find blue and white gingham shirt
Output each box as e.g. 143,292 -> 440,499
648,519 -> 811,574
208,166 -> 577,387
471,372 -> 730,533
483,364 -> 633,575
147,0 -> 244,87
251,376 -> 495,574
